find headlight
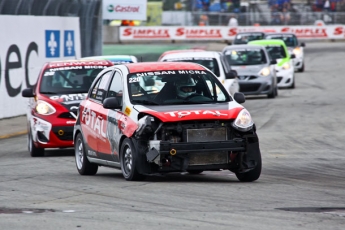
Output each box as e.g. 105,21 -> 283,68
259,67 -> 270,76
282,63 -> 290,70
293,47 -> 301,55
36,100 -> 56,115
232,109 -> 254,132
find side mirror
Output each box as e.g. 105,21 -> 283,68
233,92 -> 245,104
22,88 -> 34,97
290,54 -> 296,59
270,59 -> 277,65
103,97 -> 122,110
226,70 -> 237,79
300,42 -> 306,47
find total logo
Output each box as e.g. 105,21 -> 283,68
81,102 -> 107,138
45,30 -> 75,58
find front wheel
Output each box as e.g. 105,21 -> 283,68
120,138 -> 146,181
235,152 -> 262,182
298,63 -> 305,72
75,133 -> 98,175
28,129 -> 44,157
289,77 -> 295,89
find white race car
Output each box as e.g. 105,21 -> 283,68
159,51 -> 240,96
265,33 -> 305,72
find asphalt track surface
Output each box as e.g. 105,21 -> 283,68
1,42 -> 345,230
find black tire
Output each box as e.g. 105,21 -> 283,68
75,133 -> 98,175
28,129 -> 44,157
267,88 -> 276,99
275,86 -> 278,96
187,170 -> 204,174
120,138 -> 146,181
235,152 -> 262,182
298,63 -> 305,72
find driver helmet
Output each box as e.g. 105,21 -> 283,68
176,76 -> 196,98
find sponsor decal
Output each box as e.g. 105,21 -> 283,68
281,27 -> 328,38
81,102 -> 107,138
164,110 -> 228,118
66,121 -> 76,124
107,4 -> 140,13
135,70 -> 207,77
122,28 -> 170,39
48,61 -> 110,68
50,93 -> 87,102
176,28 -> 222,38
124,107 -> 131,116
333,27 -> 344,36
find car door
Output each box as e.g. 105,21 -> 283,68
80,70 -> 112,159
97,70 -> 124,163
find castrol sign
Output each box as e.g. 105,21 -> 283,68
103,0 -> 147,20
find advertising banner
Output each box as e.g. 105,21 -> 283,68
0,15 -> 81,119
103,0 -> 147,21
119,25 -> 345,41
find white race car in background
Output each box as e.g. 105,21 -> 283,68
159,51 -> 239,96
265,33 -> 305,72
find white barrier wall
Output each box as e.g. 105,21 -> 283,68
120,25 -> 345,41
0,16 -> 81,119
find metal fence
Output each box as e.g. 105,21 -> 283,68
192,11 -> 345,26
0,0 -> 103,57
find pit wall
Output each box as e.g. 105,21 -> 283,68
0,16 -> 81,119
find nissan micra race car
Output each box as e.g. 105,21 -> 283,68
249,39 -> 296,88
21,60 -> 114,157
73,62 -> 262,182
265,33 -> 305,72
222,44 -> 278,98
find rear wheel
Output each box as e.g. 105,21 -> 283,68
235,152 -> 262,182
120,138 -> 146,181
75,133 -> 98,175
28,129 -> 44,157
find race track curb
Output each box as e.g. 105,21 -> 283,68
0,130 -> 27,139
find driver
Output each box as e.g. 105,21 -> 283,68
176,76 -> 197,99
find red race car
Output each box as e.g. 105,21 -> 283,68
73,62 -> 262,182
22,60 -> 113,157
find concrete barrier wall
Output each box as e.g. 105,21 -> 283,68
0,16 -> 80,119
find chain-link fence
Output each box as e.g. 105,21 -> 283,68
0,0 -> 102,57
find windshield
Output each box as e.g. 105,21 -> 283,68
265,45 -> 287,60
265,35 -> 298,47
163,57 -> 220,77
224,48 -> 267,66
40,66 -> 108,94
233,34 -> 264,44
127,70 -> 230,105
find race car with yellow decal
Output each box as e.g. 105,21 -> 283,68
73,62 -> 262,182
249,39 -> 296,88
21,60 -> 114,157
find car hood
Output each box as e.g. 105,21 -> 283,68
133,102 -> 244,122
231,65 -> 267,75
41,93 -> 87,111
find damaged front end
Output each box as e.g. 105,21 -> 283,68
134,114 -> 261,175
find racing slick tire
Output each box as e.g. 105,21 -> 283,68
75,133 -> 98,175
120,138 -> 146,181
235,152 -> 262,182
28,128 -> 44,157
187,170 -> 204,174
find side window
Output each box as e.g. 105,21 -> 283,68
89,71 -> 112,102
106,71 -> 123,105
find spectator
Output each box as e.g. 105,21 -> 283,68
199,14 -> 209,26
228,14 -> 238,26
324,0 -> 331,11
